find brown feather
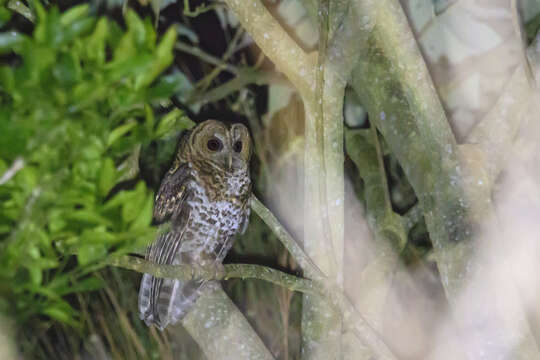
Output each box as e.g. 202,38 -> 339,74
138,120 -> 252,330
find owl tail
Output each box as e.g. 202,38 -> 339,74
138,273 -> 203,330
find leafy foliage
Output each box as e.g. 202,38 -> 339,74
0,3 -> 192,330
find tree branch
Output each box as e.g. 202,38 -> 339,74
250,195 -> 396,360
175,42 -> 239,75
331,0 -> 540,357
109,256 -> 321,296
109,252 -> 396,359
222,0 -> 315,99
109,256 -> 274,359
466,38 -> 540,184
189,69 -> 287,106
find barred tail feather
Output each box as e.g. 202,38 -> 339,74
138,272 -> 204,330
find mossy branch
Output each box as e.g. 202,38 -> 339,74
189,69 -> 287,106
108,253 -> 396,360
108,256 -> 321,297
109,195 -> 396,359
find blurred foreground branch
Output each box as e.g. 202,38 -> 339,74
331,0 -> 540,358
467,38 -> 540,185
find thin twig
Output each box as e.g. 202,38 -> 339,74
250,195 -> 325,281
175,42 -> 239,75
370,125 -> 392,213
249,195 -> 397,359
0,157 -> 25,185
183,0 -> 220,17
198,27 -> 245,91
189,68 -> 286,106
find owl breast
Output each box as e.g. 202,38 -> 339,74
176,168 -> 250,260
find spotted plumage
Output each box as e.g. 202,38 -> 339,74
138,120 -> 252,330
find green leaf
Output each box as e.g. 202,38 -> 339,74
0,32 -> 27,53
144,104 -> 155,135
147,71 -> 193,100
0,6 -> 13,27
105,53 -> 154,83
155,109 -> 194,137
121,182 -> 146,223
52,52 -> 81,85
130,191 -> 154,230
135,27 -> 177,89
98,157 -> 116,197
124,10 -> 147,48
35,6 -> 61,45
26,265 -> 42,286
55,276 -> 104,296
42,304 -> 77,325
0,65 -> 15,94
58,17 -> 95,46
78,243 -> 107,265
86,18 -> 108,65
102,190 -> 134,211
107,121 -> 137,147
59,4 -> 89,26
6,0 -> 35,23
66,210 -> 112,227
33,1 -> 47,25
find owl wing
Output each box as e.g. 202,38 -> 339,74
139,160 -> 196,329
153,162 -> 192,224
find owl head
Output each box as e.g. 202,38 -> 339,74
186,120 -> 252,173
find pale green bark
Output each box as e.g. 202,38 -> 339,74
182,289 -> 274,360
467,42 -> 540,184
345,129 -> 407,330
334,0 -> 540,358
110,248 -> 396,359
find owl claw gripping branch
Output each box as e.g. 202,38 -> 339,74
138,120 -> 253,330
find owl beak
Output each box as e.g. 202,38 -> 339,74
228,152 -> 233,171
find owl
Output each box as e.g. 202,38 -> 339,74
138,120 -> 252,330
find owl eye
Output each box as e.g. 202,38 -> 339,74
233,141 -> 243,153
207,137 -> 223,152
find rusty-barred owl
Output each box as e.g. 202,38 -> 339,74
138,120 -> 252,330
